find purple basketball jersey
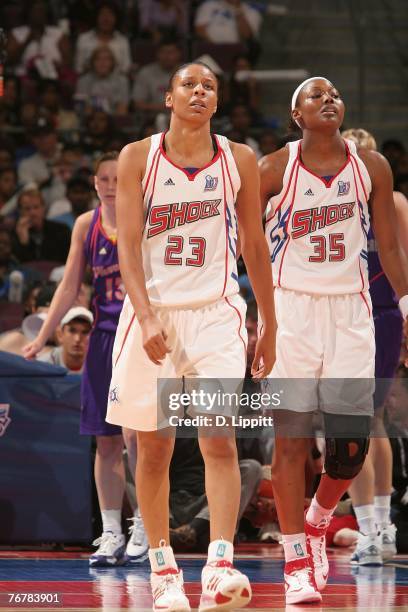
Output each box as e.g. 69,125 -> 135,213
367,226 -> 397,309
84,207 -> 124,332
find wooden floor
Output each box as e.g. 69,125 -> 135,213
0,545 -> 407,611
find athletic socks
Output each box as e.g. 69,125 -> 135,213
207,539 -> 234,564
354,504 -> 376,535
101,509 -> 122,535
281,533 -> 308,562
374,495 -> 391,529
149,542 -> 178,573
306,497 -> 336,528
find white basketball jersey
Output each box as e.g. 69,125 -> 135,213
265,139 -> 371,295
141,132 -> 241,307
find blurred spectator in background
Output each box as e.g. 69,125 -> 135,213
0,144 -> 15,171
132,39 -> 182,121
382,139 -> 405,178
76,46 -> 130,117
396,174 -> 408,201
195,0 -> 262,62
0,226 -> 42,301
75,1 -> 132,75
38,80 -> 79,132
47,176 -> 94,228
2,76 -> 21,130
223,54 -> 260,116
259,130 -> 279,157
225,103 -> 261,158
6,0 -> 71,79
81,110 -> 114,156
12,189 -> 71,263
39,306 -> 93,372
138,0 -> 188,43
18,119 -> 64,206
0,168 -> 18,216
0,281 -> 57,355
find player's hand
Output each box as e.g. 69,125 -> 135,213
141,314 -> 171,365
251,328 -> 276,379
23,337 -> 45,360
403,317 -> 408,340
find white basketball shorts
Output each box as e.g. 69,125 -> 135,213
106,294 -> 247,431
268,288 -> 375,414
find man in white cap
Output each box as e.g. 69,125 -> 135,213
39,306 -> 93,373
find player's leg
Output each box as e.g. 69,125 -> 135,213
81,329 -> 127,566
272,413 -> 322,604
121,427 -> 148,563
189,295 -> 252,611
372,414 -> 397,560
198,430 -> 252,612
137,431 -> 190,611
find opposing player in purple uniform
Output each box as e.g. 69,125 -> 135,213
23,152 -> 148,566
342,129 -> 408,564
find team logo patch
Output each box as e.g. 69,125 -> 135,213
294,543 -> 304,557
216,543 -> 226,557
0,404 -> 11,437
204,174 -> 218,191
164,178 -> 175,186
155,551 -> 165,566
337,180 -> 350,196
109,387 -> 119,403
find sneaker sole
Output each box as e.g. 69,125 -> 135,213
153,602 -> 191,612
350,557 -> 382,566
124,551 -> 149,564
198,587 -> 251,611
286,590 -> 322,605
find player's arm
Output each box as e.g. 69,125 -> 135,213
259,148 -> 288,215
232,142 -> 276,377
116,141 -> 170,365
362,150 -> 408,313
23,212 -> 91,358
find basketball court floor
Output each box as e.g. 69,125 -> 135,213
1,545 -> 407,611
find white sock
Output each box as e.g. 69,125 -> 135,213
207,539 -> 233,564
101,509 -> 122,535
354,504 -> 376,535
374,495 -> 391,529
149,543 -> 178,573
282,533 -> 307,563
306,496 -> 336,528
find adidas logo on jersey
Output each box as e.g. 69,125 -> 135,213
99,247 -> 107,255
304,188 -> 314,196
164,178 -> 175,186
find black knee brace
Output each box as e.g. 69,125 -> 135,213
323,413 -> 370,480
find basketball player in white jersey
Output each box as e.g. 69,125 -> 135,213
259,77 -> 408,605
105,62 -> 276,611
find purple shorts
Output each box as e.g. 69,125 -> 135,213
80,328 -> 122,436
373,307 -> 403,409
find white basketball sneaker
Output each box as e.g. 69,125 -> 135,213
305,518 -> 329,591
89,531 -> 126,567
125,512 -> 149,563
380,523 -> 397,560
284,557 -> 322,605
199,560 -> 251,611
350,532 -> 382,565
150,568 -> 191,612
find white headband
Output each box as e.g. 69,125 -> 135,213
291,76 -> 328,127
